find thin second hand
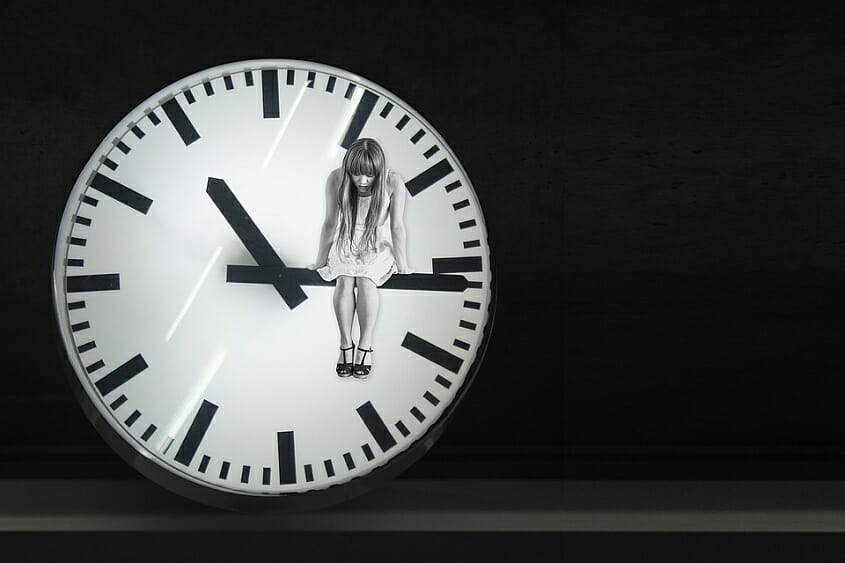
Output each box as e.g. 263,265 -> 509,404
165,245 -> 223,343
157,346 -> 226,456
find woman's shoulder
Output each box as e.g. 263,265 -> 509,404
327,167 -> 343,190
385,169 -> 405,195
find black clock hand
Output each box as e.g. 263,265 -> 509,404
226,265 -> 471,292
206,177 -> 308,309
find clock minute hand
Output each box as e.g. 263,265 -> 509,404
206,177 -> 308,309
226,265 -> 471,292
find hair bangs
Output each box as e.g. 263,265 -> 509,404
348,149 -> 377,177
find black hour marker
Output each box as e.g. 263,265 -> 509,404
67,259 -> 84,267
453,339 -> 470,351
68,300 -> 86,310
306,71 -> 315,87
405,159 -> 454,196
74,215 -> 91,226
219,461 -> 230,479
70,237 -> 86,246
464,240 -> 481,249
131,125 -> 145,139
340,90 -> 379,149
183,89 -> 195,104
380,102 -> 393,118
286,69 -> 295,85
162,97 -> 200,147
424,391 -> 440,406
90,172 -> 153,214
435,374 -> 453,389
245,70 -> 254,86
174,400 -> 219,466
396,115 -> 409,130
85,359 -> 105,373
203,81 -> 214,96
432,256 -> 483,274
395,420 -> 410,437
263,467 -> 271,485
67,273 -> 120,293
343,452 -> 355,470
103,158 -> 118,171
277,431 -> 296,485
262,70 -> 280,118
324,459 -> 335,478
116,141 -> 130,154
147,111 -> 161,125
94,353 -> 148,396
82,195 -> 98,207
410,407 -> 426,422
71,321 -> 90,332
224,75 -> 234,90
410,129 -> 425,143
344,83 -> 356,99
464,300 -> 481,310
304,464 -> 314,482
240,465 -> 250,484
198,455 -> 211,473
109,394 -> 127,410
125,410 -> 141,427
459,320 -> 477,330
444,180 -> 462,192
141,424 -> 157,441
424,145 -> 440,159
402,332 -> 464,374
326,76 -> 336,92
453,199 -> 470,210
77,341 -> 96,353
357,401 -> 397,452
361,443 -> 375,461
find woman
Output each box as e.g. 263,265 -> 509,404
312,138 -> 411,379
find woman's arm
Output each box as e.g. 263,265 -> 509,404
312,168 -> 341,268
388,171 -> 412,273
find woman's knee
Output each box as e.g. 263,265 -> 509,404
355,277 -> 377,292
336,275 -> 355,292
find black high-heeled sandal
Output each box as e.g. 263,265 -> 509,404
352,346 -> 373,379
336,343 -> 355,377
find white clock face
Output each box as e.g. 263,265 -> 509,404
52,60 -> 493,505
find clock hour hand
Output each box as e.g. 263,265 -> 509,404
226,265 -> 471,292
206,177 -> 308,309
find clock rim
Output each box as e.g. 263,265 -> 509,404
50,58 -> 498,511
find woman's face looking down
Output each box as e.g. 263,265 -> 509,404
352,173 -> 375,190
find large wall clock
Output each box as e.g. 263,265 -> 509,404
51,59 -> 495,511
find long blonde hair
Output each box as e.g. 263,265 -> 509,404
337,138 -> 388,254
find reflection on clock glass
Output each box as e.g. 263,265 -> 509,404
52,61 -> 493,498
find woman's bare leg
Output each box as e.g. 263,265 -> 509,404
354,277 -> 379,364
334,275 -> 356,363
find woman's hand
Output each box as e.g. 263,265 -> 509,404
307,261 -> 326,271
396,263 -> 413,274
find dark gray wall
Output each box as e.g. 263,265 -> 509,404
564,3 -> 845,476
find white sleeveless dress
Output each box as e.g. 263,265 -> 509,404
317,182 -> 398,287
